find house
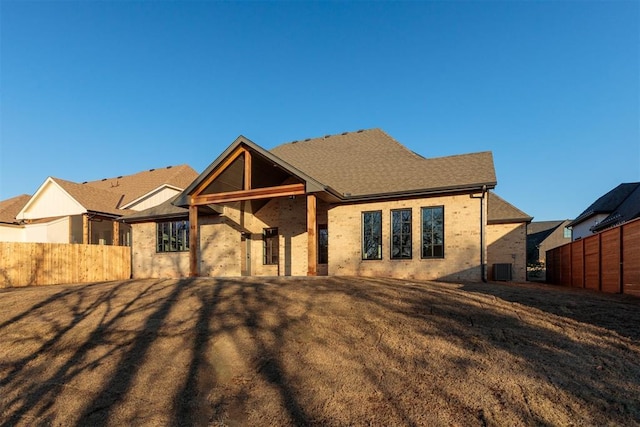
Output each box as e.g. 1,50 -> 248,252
123,129 -> 532,282
568,183 -> 640,240
526,220 -> 572,265
0,165 -> 198,245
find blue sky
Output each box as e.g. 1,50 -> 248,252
1,1 -> 638,221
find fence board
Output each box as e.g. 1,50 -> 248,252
0,242 -> 131,287
571,240 -> 584,288
584,235 -> 600,291
623,220 -> 640,296
601,228 -> 621,293
547,217 -> 640,295
560,245 -> 571,287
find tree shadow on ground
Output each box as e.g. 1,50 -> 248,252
0,277 -> 639,426
460,280 -> 640,341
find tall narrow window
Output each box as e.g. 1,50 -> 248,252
391,209 -> 412,259
263,228 -> 279,265
362,211 -> 382,260
156,220 -> 189,253
318,224 -> 328,264
422,206 -> 444,258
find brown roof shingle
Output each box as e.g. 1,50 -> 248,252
53,178 -> 129,216
0,194 -> 31,224
85,164 -> 198,208
270,128 -> 497,197
487,192 -> 532,224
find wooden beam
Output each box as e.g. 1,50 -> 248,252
307,194 -> 317,276
192,145 -> 248,197
245,149 -> 252,190
192,183 -> 305,205
113,221 -> 120,246
189,205 -> 199,277
83,214 -> 89,244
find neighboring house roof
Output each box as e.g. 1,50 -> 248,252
270,128 -> 497,198
526,220 -> 570,260
591,183 -> 640,232
0,194 -> 31,224
84,164 -> 198,208
487,192 -> 532,224
568,183 -> 640,228
15,165 -> 198,220
527,220 -> 566,235
52,177 -> 129,216
121,196 -> 221,223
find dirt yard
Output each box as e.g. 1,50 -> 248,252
1,277 -> 639,426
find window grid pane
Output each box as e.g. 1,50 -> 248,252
263,228 -> 279,265
422,206 -> 444,258
156,220 -> 189,253
391,209 -> 412,259
318,225 -> 328,264
362,211 -> 382,260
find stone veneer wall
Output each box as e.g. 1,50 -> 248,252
486,222 -> 527,282
328,194 -> 484,282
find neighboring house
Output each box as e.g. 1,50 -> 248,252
526,220 -> 572,265
0,194 -> 32,242
0,165 -> 198,245
124,129 -> 532,282
568,183 -> 640,240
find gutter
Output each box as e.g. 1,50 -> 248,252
339,182 -> 497,203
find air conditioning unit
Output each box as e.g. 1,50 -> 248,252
493,263 -> 512,281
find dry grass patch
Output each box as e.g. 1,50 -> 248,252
0,277 -> 639,426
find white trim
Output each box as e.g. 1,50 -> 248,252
120,184 -> 183,209
16,177 -> 87,220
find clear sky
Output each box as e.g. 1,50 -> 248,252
1,1 -> 638,221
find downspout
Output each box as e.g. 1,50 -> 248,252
480,185 -> 487,282
471,186 -> 488,282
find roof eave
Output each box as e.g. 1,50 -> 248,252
174,135 -> 334,207
337,182 -> 497,203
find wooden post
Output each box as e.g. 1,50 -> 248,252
113,221 -> 120,246
189,205 -> 199,277
244,149 -> 252,190
83,214 -> 89,244
307,194 -> 317,276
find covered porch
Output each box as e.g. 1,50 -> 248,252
175,136 -> 337,277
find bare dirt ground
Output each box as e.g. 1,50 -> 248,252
1,277 -> 639,426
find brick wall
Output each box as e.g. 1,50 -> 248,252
328,194 -> 483,281
131,193 -> 527,283
486,222 -> 527,282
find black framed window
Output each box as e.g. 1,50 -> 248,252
263,228 -> 279,265
391,209 -> 412,259
362,211 -> 382,260
421,206 -> 444,258
318,224 -> 328,264
156,220 -> 189,252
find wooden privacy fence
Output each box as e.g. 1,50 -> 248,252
0,242 -> 131,287
546,218 -> 640,296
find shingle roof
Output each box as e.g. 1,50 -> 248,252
53,178 -> 129,216
527,220 -> 566,235
0,194 -> 31,224
84,164 -> 198,207
568,183 -> 640,227
591,183 -> 640,232
487,192 -> 532,224
121,195 -> 221,223
270,129 -> 497,198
